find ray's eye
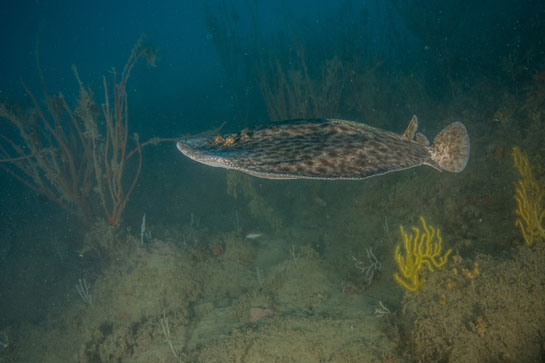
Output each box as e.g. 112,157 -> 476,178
224,135 -> 236,146
214,135 -> 225,144
240,129 -> 251,141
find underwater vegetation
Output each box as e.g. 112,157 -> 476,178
0,38 -> 163,227
258,45 -> 347,121
393,216 -> 452,291
512,146 -> 545,246
204,0 -> 431,129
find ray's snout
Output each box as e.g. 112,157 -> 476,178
176,139 -> 188,154
176,137 -> 209,156
176,137 -> 232,169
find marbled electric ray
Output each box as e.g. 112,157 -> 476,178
176,116 -> 470,180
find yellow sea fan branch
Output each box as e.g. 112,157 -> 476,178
393,217 -> 452,291
512,147 -> 545,246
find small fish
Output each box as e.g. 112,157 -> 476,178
177,116 -> 469,180
245,233 -> 263,239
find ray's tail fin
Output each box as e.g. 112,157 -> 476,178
429,122 -> 470,173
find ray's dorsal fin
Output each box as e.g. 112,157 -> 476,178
402,115 -> 418,140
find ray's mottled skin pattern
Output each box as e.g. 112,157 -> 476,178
177,118 -> 438,180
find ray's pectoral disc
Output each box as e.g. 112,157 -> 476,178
177,117 -> 470,181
